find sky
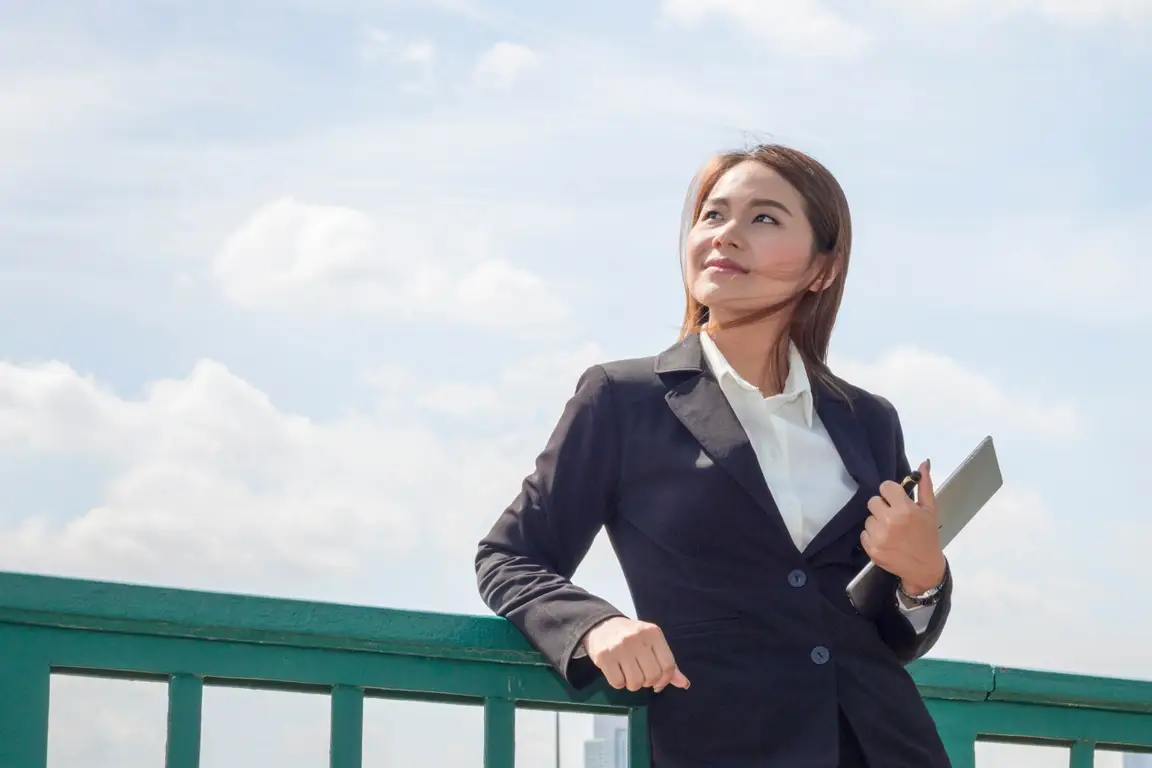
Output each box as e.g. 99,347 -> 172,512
1,0 -> 1150,765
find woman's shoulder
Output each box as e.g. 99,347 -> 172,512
576,336 -> 690,386
597,354 -> 663,383
573,353 -> 664,400
567,341 -> 688,412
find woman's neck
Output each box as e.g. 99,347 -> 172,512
706,317 -> 791,396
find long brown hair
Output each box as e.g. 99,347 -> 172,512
679,143 -> 853,400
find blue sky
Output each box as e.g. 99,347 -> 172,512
2,1 -> 1150,766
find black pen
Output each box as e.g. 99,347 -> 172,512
899,470 -> 922,492
898,468 -> 939,527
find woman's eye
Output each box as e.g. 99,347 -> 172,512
754,213 -> 778,224
701,210 -> 721,221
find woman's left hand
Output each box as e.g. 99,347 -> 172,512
861,460 -> 947,595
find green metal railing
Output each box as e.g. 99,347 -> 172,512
0,571 -> 1150,767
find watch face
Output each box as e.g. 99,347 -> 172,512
901,582 -> 940,604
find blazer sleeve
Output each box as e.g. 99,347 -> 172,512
871,398 -> 953,664
474,364 -> 626,689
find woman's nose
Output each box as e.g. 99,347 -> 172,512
712,225 -> 739,250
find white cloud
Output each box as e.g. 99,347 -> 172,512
929,482 -> 1152,684
658,0 -> 870,58
358,27 -> 395,62
361,341 -> 604,420
864,205 -> 1152,327
975,208 -> 1152,324
657,0 -> 1151,56
473,42 -> 539,89
833,346 -> 1083,440
943,486 -> 1078,622
401,40 -> 436,66
0,70 -> 123,173
656,0 -> 1150,60
881,0 -> 1152,26
0,358 -> 418,589
358,29 -> 437,91
0,339 -> 605,594
359,28 -> 436,66
399,40 -> 437,92
212,197 -> 568,331
395,0 -> 496,23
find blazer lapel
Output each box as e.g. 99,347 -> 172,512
803,381 -> 882,557
656,335 -> 795,549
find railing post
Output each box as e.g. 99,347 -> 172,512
1069,740 -> 1095,768
165,673 -> 203,768
628,707 -> 652,767
483,698 -> 515,768
0,649 -> 50,768
938,728 -> 976,768
330,685 -> 364,768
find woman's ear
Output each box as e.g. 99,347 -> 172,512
807,254 -> 840,293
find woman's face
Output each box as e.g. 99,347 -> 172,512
686,160 -> 825,324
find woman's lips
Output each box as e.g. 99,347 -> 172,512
704,257 -> 748,274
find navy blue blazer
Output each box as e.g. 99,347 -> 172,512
476,333 -> 953,767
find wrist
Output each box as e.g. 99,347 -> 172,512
581,615 -> 625,654
900,579 -> 937,597
900,558 -> 947,597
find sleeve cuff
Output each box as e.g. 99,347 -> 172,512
562,611 -> 623,688
894,587 -> 935,635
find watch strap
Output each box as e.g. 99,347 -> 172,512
897,562 -> 950,607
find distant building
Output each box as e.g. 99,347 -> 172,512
584,714 -> 628,768
1123,755 -> 1152,768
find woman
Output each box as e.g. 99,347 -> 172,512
475,144 -> 953,767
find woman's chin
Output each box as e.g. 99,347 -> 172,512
691,278 -> 735,304
693,281 -> 754,312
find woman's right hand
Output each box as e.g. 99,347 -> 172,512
583,616 -> 691,693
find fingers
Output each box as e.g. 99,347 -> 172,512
878,479 -> 908,507
649,644 -> 674,692
589,619 -> 688,693
651,639 -> 689,692
861,514 -> 882,553
916,460 -> 935,508
619,654 -> 646,692
600,659 -> 627,690
635,645 -> 664,690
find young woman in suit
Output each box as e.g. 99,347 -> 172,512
475,144 -> 953,767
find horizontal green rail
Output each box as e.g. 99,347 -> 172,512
0,570 -> 1150,767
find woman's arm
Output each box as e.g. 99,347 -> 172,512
874,562 -> 952,663
475,365 -> 625,689
869,403 -> 953,663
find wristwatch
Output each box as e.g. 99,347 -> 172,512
897,565 -> 949,607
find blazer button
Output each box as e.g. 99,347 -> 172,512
810,646 -> 831,665
787,569 -> 807,588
